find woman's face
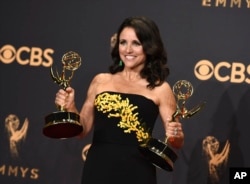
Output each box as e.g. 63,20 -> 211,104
119,27 -> 146,70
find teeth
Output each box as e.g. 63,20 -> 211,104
126,56 -> 135,60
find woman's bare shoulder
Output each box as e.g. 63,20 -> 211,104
153,81 -> 175,104
92,73 -> 112,84
155,81 -> 173,94
86,73 -> 112,98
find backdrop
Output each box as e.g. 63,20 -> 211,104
1,1 -> 250,184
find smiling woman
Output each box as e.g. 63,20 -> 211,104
54,16 -> 184,184
110,16 -> 169,89
118,27 -> 146,71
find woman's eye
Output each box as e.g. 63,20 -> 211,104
119,40 -> 126,45
133,41 -> 141,46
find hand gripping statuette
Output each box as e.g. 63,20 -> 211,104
139,80 -> 205,171
43,51 -> 83,139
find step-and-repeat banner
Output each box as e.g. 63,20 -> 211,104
1,1 -> 249,184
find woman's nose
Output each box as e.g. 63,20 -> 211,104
126,44 -> 133,52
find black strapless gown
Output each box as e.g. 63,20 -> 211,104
81,92 -> 159,184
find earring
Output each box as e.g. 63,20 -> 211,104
119,60 -> 123,66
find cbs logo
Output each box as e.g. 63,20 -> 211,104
195,60 -> 250,84
0,44 -> 54,67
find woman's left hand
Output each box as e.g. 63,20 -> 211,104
165,117 -> 184,149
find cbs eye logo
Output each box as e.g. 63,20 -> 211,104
0,44 -> 54,67
194,60 -> 250,84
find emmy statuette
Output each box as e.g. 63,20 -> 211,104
139,80 -> 205,171
43,51 -> 83,139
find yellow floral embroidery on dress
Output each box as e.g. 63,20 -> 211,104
95,92 -> 149,142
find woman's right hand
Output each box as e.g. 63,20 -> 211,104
55,87 -> 76,112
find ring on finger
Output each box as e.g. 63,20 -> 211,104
174,127 -> 178,136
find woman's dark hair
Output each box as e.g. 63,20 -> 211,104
109,16 -> 169,89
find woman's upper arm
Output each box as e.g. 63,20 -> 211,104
157,82 -> 177,129
78,74 -> 101,137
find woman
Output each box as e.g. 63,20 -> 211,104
55,16 -> 184,184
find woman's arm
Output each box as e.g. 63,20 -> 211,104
157,82 -> 184,149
